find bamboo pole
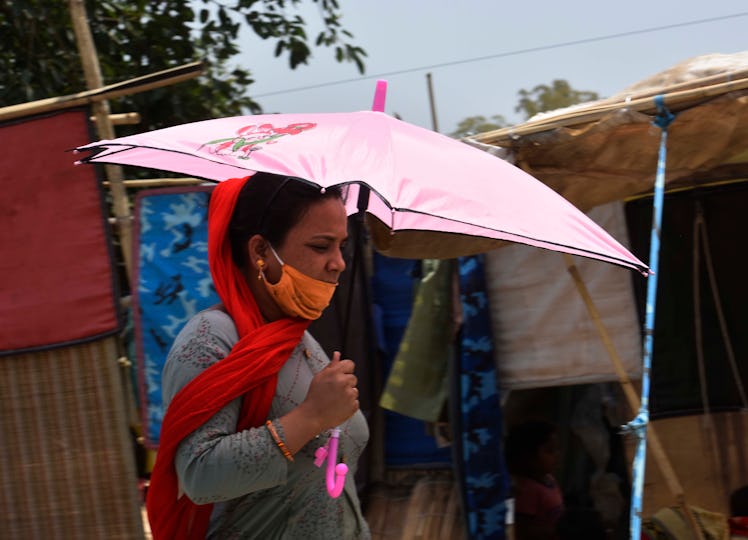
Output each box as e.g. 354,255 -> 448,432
472,73 -> 748,146
624,177 -> 748,202
68,0 -> 134,282
103,177 -> 206,188
611,66 -> 748,104
0,62 -> 203,123
562,254 -> 705,540
90,112 -> 141,126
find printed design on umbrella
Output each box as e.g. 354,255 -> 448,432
199,122 -> 317,159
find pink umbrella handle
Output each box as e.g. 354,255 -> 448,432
371,80 -> 387,112
325,428 -> 348,498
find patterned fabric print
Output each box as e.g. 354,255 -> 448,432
134,187 -> 218,447
457,255 -> 510,540
163,310 -> 370,540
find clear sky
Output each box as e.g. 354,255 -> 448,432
237,1 -> 747,135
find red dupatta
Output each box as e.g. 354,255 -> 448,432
146,176 -> 310,539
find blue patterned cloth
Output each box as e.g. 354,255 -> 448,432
133,186 -> 219,447
456,255 -> 510,539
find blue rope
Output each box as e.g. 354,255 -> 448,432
624,94 -> 675,539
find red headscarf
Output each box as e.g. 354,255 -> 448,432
146,176 -> 310,539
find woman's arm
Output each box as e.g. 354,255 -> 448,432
174,398 -> 289,502
163,311 -> 359,503
164,311 -> 289,502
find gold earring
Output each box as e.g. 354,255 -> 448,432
257,259 -> 265,280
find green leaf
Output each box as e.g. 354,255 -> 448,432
0,0 -> 366,138
274,40 -> 286,57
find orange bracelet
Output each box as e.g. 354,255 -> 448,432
265,420 -> 294,462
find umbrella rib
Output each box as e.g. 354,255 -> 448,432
384,208 -> 648,273
77,143 -> 261,179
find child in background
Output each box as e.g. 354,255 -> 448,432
505,419 -> 565,540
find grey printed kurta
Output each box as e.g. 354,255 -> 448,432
162,309 -> 370,539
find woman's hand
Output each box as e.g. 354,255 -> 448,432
303,351 -> 359,430
278,351 -> 359,454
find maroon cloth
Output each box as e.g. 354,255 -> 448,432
0,110 -> 119,354
514,474 -> 565,529
731,516 -> 748,537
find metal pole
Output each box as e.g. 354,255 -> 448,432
625,95 -> 701,540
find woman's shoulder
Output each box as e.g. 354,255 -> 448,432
162,307 -> 239,402
178,306 -> 237,341
187,304 -> 234,326
167,308 -> 238,368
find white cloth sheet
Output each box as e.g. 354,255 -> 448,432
485,201 -> 642,389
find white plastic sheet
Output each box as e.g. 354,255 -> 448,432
485,202 -> 642,389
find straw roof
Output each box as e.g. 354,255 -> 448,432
468,52 -> 748,211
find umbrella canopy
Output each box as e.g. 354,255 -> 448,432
74,110 -> 648,273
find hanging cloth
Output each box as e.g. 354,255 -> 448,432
379,258 -> 455,422
453,255 -> 510,539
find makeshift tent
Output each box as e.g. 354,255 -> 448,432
468,51 -> 748,525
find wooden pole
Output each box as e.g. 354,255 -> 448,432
91,112 -> 141,126
473,73 -> 748,147
103,177 -> 205,188
562,254 -> 705,540
0,62 -> 203,123
426,72 -> 439,133
68,0 -> 133,282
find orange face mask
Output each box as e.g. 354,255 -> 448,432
261,245 -> 338,320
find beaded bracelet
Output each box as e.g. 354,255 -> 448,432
265,420 -> 294,462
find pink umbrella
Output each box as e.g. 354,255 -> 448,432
75,110 -> 648,273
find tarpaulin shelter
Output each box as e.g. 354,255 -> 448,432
468,51 -> 748,528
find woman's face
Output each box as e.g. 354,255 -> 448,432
266,196 -> 348,284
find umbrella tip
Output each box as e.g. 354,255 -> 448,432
372,80 -> 387,112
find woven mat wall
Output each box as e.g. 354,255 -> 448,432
0,337 -> 144,539
365,469 -> 466,540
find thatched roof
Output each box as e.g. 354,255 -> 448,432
468,52 -> 748,211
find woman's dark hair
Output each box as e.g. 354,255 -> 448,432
226,172 -> 344,269
504,419 -> 558,475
